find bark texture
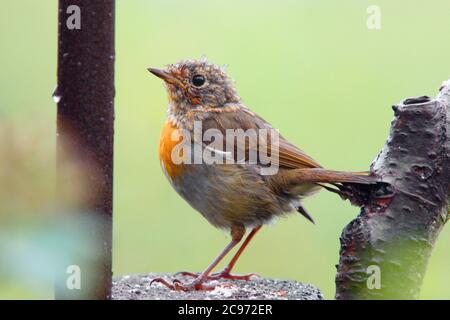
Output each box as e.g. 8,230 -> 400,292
335,80 -> 450,299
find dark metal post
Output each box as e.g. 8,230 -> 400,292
55,0 -> 115,299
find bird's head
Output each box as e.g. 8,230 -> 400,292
148,59 -> 240,113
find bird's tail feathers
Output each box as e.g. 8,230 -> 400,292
294,168 -> 378,185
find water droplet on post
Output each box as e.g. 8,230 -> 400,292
52,86 -> 62,103
53,95 -> 61,103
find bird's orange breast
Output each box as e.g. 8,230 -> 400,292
159,121 -> 186,180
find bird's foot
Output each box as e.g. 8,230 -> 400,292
174,269 -> 259,281
149,276 -> 216,291
210,270 -> 260,281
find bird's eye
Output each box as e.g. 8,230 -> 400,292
192,74 -> 206,87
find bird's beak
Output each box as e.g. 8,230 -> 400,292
148,67 -> 179,86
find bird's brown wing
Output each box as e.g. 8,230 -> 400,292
274,138 -> 322,169
198,105 -> 322,170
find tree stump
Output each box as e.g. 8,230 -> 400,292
335,79 -> 450,299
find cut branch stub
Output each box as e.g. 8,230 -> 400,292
335,80 -> 450,299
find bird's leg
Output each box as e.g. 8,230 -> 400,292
176,226 -> 262,281
150,225 -> 245,291
209,225 -> 262,280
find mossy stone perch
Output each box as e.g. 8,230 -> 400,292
112,273 -> 323,300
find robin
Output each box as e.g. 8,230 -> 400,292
148,59 -> 376,291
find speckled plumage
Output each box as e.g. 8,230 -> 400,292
153,59 -> 373,230
149,59 -> 376,291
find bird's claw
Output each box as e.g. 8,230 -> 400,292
209,271 -> 260,281
173,271 -> 202,278
150,276 -> 216,291
173,270 -> 260,281
149,277 -> 178,290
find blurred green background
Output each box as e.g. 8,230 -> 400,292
1,0 -> 449,299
